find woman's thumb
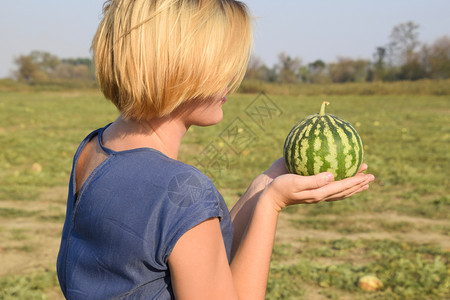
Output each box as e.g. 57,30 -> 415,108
299,172 -> 334,190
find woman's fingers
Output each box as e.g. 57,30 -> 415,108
324,184 -> 369,202
291,174 -> 374,204
324,175 -> 374,202
291,172 -> 335,191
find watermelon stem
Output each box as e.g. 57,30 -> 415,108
319,101 -> 330,116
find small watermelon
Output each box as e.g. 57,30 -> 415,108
283,101 -> 364,180
358,275 -> 383,291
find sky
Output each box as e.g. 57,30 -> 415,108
1,0 -> 450,78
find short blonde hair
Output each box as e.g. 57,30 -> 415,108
92,0 -> 252,121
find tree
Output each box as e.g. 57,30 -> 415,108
370,47 -> 387,81
374,47 -> 386,69
261,65 -> 278,82
14,51 -> 59,83
380,21 -> 430,80
307,60 -> 329,83
329,57 -> 371,83
31,51 -> 60,74
421,35 -> 450,79
388,21 -> 420,66
245,56 -> 267,80
398,52 -> 427,80
13,51 -> 95,84
298,66 -> 311,83
276,52 -> 302,84
14,55 -> 47,84
298,60 -> 328,84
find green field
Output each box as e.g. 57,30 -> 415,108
0,87 -> 449,299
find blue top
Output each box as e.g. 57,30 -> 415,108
57,125 -> 234,299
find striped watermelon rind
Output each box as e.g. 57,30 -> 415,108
283,102 -> 364,180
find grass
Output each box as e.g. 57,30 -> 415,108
239,78 -> 450,96
0,84 -> 449,299
0,91 -> 116,201
0,269 -> 59,300
0,208 -> 38,218
268,239 -> 450,299
267,239 -> 449,300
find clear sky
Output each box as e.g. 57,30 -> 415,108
1,0 -> 449,78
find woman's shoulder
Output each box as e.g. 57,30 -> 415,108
119,149 -> 207,177
108,149 -> 216,195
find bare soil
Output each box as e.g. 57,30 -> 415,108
276,212 -> 450,249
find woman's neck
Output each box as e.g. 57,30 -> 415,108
102,115 -> 189,160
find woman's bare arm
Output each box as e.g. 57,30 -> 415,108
169,160 -> 374,299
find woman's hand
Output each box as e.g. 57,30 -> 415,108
262,159 -> 374,212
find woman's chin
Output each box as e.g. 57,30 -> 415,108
195,111 -> 223,127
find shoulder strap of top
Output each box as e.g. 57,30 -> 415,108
69,126 -> 105,203
97,123 -> 115,155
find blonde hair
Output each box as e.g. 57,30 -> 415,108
92,0 -> 252,121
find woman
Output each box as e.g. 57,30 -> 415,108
56,0 -> 374,299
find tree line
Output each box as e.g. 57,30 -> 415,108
13,51 -> 95,85
12,22 -> 450,86
246,22 -> 450,84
